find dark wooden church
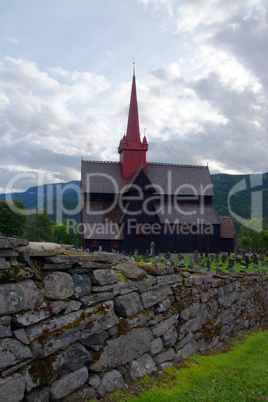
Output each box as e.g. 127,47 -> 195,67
81,68 -> 233,254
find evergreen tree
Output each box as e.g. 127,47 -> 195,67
24,210 -> 54,241
0,200 -> 27,237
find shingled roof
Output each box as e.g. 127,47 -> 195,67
155,203 -> 221,225
81,161 -> 214,196
220,216 -> 236,238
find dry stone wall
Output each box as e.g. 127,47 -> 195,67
0,237 -> 267,401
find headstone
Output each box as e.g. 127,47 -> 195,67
134,249 -> 139,256
222,254 -> 227,263
99,246 -> 102,252
188,261 -> 194,269
229,258 -> 235,267
206,260 -> 211,271
200,259 -> 205,267
170,257 -> 175,265
150,242 -> 155,257
228,267 -> 235,273
216,254 -> 219,263
260,268 -> 267,274
154,256 -> 160,264
165,251 -> 170,260
194,250 -> 198,264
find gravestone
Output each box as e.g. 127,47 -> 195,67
165,251 -> 171,260
150,241 -> 155,257
228,267 -> 235,273
206,260 -> 211,271
216,254 -> 219,263
260,268 -> 267,274
229,258 -> 235,267
170,257 -> 175,265
194,250 -> 198,264
222,254 -> 227,263
200,259 -> 205,267
154,256 -> 160,264
134,249 -> 139,256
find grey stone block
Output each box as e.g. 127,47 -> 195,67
0,338 -> 32,371
140,285 -> 173,309
72,273 -> 92,298
0,373 -> 25,402
97,369 -> 124,398
114,292 -> 143,317
90,328 -> 151,371
128,353 -> 156,381
0,280 -> 44,315
50,366 -> 88,400
44,272 -> 74,300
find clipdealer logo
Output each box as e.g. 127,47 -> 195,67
4,170 -> 219,236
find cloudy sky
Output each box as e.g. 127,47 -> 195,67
0,0 -> 267,193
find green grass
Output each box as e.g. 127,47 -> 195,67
105,330 -> 268,402
142,255 -> 267,274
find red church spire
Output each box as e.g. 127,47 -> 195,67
125,66 -> 140,145
118,65 -> 148,180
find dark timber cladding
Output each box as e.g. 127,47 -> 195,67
81,67 -> 230,254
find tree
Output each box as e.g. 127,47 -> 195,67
0,200 -> 27,237
258,230 -> 268,251
238,218 -> 267,252
52,220 -> 82,247
24,210 -> 54,242
52,224 -> 67,244
239,236 -> 253,253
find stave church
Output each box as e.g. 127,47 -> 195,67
81,68 -> 235,254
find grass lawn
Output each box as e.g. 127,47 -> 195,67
104,330 -> 268,402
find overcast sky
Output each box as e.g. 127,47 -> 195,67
0,0 -> 267,192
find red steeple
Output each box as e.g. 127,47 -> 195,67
118,66 -> 148,180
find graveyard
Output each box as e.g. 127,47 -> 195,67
114,251 -> 268,276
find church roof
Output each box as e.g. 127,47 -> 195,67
81,160 -> 214,196
220,216 -> 236,238
155,203 -> 221,225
